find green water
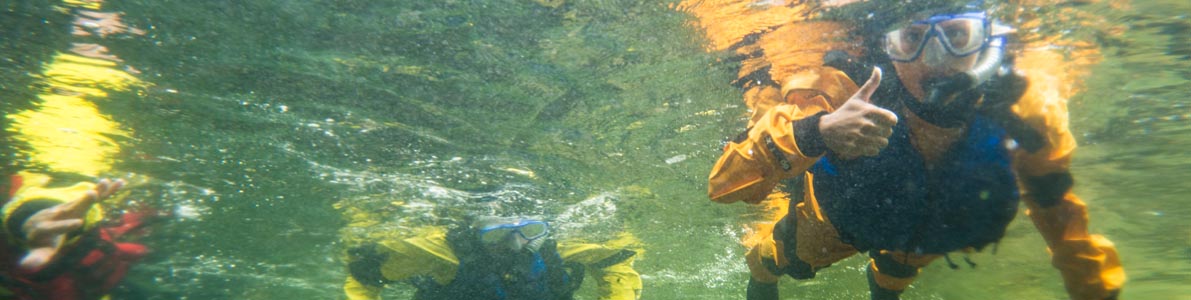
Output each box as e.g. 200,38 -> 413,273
3,0 -> 1190,299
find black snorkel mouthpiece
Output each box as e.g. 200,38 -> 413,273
924,35 -> 1005,106
923,74 -> 975,106
908,35 -> 1006,128
907,73 -> 980,128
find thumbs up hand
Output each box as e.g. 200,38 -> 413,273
819,67 -> 899,159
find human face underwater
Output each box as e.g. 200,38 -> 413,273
888,11 -> 1010,127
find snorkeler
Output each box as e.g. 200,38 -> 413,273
701,1 -> 1124,299
343,216 -> 642,300
1,174 -> 152,300
1,1 -> 156,299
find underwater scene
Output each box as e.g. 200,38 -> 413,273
1,0 -> 1189,299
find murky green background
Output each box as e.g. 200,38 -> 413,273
3,0 -> 1189,299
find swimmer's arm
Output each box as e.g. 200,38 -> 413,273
590,259 -> 642,300
708,67 -> 857,204
2,175 -> 119,271
343,229 -> 459,298
344,276 -> 383,300
558,241 -> 642,300
1006,72 -> 1127,297
1006,77 -> 1079,207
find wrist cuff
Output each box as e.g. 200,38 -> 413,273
793,112 -> 829,157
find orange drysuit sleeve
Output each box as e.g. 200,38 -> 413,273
1011,75 -> 1125,300
707,67 -> 858,204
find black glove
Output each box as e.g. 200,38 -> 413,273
977,69 -> 1047,153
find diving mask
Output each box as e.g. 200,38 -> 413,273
884,12 -> 990,63
474,217 -> 550,253
887,11 -> 1012,128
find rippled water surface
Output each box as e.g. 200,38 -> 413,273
3,0 -> 1189,299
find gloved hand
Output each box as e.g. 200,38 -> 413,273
976,68 -> 1045,152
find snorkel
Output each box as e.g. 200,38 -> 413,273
902,12 -> 1011,128
921,34 -> 1005,107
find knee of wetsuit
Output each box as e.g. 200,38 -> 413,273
783,257 -> 816,280
747,276 -> 780,300
1104,289 -> 1121,300
867,264 -> 903,300
870,252 -> 919,279
773,216 -> 816,280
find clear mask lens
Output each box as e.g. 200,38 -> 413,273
479,227 -> 516,244
477,220 -> 550,246
885,14 -> 988,62
517,222 -> 549,240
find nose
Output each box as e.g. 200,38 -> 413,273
920,37 -> 948,67
503,232 -> 529,251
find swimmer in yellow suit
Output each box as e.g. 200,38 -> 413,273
343,216 -> 642,300
2,0 -> 152,298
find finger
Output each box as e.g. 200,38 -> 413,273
60,190 -> 101,218
857,136 -> 890,150
94,178 -> 116,198
860,145 -> 881,157
865,108 -> 899,128
33,219 -> 84,237
854,67 -> 883,103
111,178 -> 125,192
19,248 -> 55,271
860,124 -> 894,138
839,141 -> 869,159
98,178 -> 125,199
859,122 -> 894,138
94,178 -> 112,197
859,120 -> 891,136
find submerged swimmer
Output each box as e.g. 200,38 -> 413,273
704,1 -> 1125,299
343,216 -> 643,300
